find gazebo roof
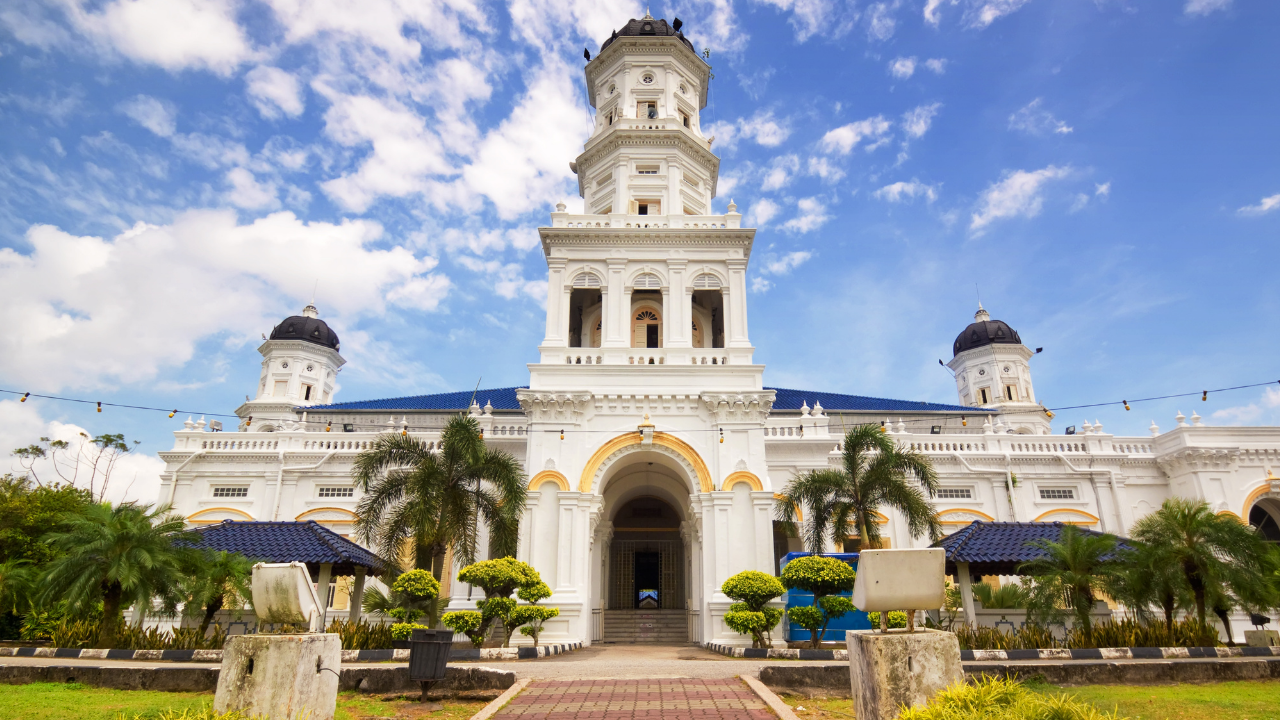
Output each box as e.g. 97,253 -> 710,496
934,521 -> 1131,576
190,520 -> 386,578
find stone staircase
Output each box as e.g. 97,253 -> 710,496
601,609 -> 689,644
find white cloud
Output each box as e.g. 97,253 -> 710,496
761,155 -> 800,192
924,58 -> 947,74
117,94 -> 177,137
454,256 -> 545,301
750,276 -> 773,293
1094,182 -> 1111,198
761,250 -> 814,274
1185,0 -> 1231,16
807,156 -> 845,182
866,2 -> 898,40
782,197 -> 832,233
1212,387 -> 1280,425
224,168 -> 279,210
67,0 -> 255,75
1238,194 -> 1280,217
821,116 -> 892,155
753,0 -> 855,42
0,211 -> 448,391
265,0 -> 485,61
970,165 -> 1073,233
0,400 -> 167,504
246,66 -> 305,120
708,110 -> 792,153
923,0 -> 954,25
874,180 -> 938,203
965,0 -> 1034,28
748,198 -> 781,226
1008,98 -> 1074,135
902,103 -> 942,139
1069,182 -> 1111,213
889,56 -> 917,79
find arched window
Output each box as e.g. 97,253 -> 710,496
633,309 -> 661,348
692,273 -> 721,289
572,272 -> 602,288
633,273 -> 661,289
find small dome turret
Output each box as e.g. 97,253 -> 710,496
952,305 -> 1021,357
269,304 -> 340,350
599,12 -> 697,55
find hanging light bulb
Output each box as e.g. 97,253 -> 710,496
325,421 -> 332,432
168,409 -> 177,418
401,427 -> 408,436
1202,390 -> 1208,402
1045,409 -> 1055,420
880,421 -> 887,433
719,428 -> 724,444
479,429 -> 484,439
20,392 -> 30,402
97,401 -> 102,413
560,429 -> 565,440
1123,400 -> 1131,411
962,416 -> 968,427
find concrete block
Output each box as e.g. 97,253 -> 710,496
1245,630 -> 1280,647
847,629 -> 963,720
215,633 -> 341,720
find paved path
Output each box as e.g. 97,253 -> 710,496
469,644 -> 836,680
494,678 -> 774,719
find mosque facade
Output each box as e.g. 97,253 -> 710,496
160,14 -> 1280,646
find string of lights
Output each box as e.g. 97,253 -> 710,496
6,376 -> 1279,433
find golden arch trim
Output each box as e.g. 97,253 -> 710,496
187,507 -> 254,524
937,509 -> 996,524
296,507 -> 359,521
578,432 -> 713,493
722,471 -> 763,491
1032,508 -> 1100,524
530,470 -> 571,491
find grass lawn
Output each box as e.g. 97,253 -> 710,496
780,680 -> 1280,720
0,683 -> 489,720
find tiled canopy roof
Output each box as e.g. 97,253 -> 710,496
935,521 -> 1131,576
191,521 -> 386,578
311,386 -> 973,414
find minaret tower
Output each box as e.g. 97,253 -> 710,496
236,304 -> 345,432
946,305 -> 1049,434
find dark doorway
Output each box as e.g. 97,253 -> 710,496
1251,505 -> 1280,542
646,324 -> 659,348
634,552 -> 661,608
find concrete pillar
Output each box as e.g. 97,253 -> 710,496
956,561 -> 976,626
348,568 -> 366,623
751,492 -> 775,573
668,260 -> 689,347
315,562 -> 333,629
556,493 -> 578,593
726,259 -> 750,348
544,258 -> 567,347
604,259 -> 628,348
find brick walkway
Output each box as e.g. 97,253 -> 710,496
495,678 -> 775,719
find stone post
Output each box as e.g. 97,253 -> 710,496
348,568 -> 366,623
847,628 -> 964,720
315,563 -> 332,629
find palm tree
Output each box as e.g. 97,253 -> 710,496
183,550 -> 254,637
1130,498 -> 1274,625
1110,540 -> 1190,633
1020,524 -> 1124,634
354,415 -> 526,580
0,559 -> 33,615
775,424 -> 942,552
40,502 -> 193,647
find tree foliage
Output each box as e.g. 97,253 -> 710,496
775,424 -> 941,552
182,550 -> 253,637
721,570 -> 786,648
781,555 -> 857,648
353,415 -> 526,580
442,610 -> 484,648
456,557 -> 544,647
1020,524 -> 1123,634
0,474 -> 90,566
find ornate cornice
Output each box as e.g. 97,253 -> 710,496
701,391 -> 776,423
516,390 -> 592,422
576,131 -> 719,177
1155,447 -> 1242,474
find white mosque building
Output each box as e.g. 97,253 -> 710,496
160,14 -> 1280,647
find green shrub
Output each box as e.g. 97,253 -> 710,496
456,558 -> 543,646
389,622 -> 429,641
511,605 -> 560,646
780,556 -> 857,598
867,610 -> 908,629
721,570 -> 786,648
896,675 -> 1126,719
954,618 -> 1220,651
442,610 -> 485,648
786,605 -> 824,638
517,581 -> 552,604
325,618 -> 394,650
392,570 -> 440,602
42,619 -> 227,650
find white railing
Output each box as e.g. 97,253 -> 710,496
548,212 -> 741,230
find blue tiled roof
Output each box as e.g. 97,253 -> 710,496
935,521 -> 1130,575
311,386 -> 972,414
767,387 -> 972,413
191,521 -> 386,576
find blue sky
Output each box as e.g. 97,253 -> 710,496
1,0 -> 1277,503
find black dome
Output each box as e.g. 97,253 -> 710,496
270,305 -> 339,350
953,308 -> 1021,357
600,14 -> 697,55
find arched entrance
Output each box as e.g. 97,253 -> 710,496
1250,498 -> 1280,542
593,451 -> 698,644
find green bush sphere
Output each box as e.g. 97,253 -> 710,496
517,581 -> 552,604
780,556 -> 856,596
389,622 -> 429,641
721,570 -> 786,611
456,558 -> 541,598
868,610 -> 908,629
391,569 -> 440,601
441,610 -> 485,648
787,605 -> 824,633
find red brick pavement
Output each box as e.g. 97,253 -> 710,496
494,678 -> 776,719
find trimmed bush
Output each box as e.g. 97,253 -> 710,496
780,555 -> 857,648
722,570 -> 786,648
457,558 -> 543,647
389,622 -> 429,641
442,610 -> 485,648
392,569 -> 440,602
512,606 -> 560,646
896,676 -> 1126,719
867,610 -> 907,630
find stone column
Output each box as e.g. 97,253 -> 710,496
603,259 -> 628,348
348,568 -> 366,623
556,493 -> 579,593
956,561 -> 977,626
725,258 -> 750,348
543,258 -> 568,347
667,260 -> 689,347
751,492 -> 775,573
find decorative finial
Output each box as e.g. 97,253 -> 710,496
1150,420 -> 1160,437
303,303 -> 319,319
638,413 -> 654,429
974,304 -> 990,323
1176,410 -> 1187,427
727,199 -> 738,213
555,202 -> 567,212
644,6 -> 653,20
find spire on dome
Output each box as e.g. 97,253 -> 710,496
302,303 -> 319,319
974,303 -> 990,322
643,6 -> 653,20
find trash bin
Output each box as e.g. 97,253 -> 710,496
408,628 -> 453,686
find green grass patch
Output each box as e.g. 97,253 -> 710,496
0,684 -> 488,720
781,679 -> 1280,720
